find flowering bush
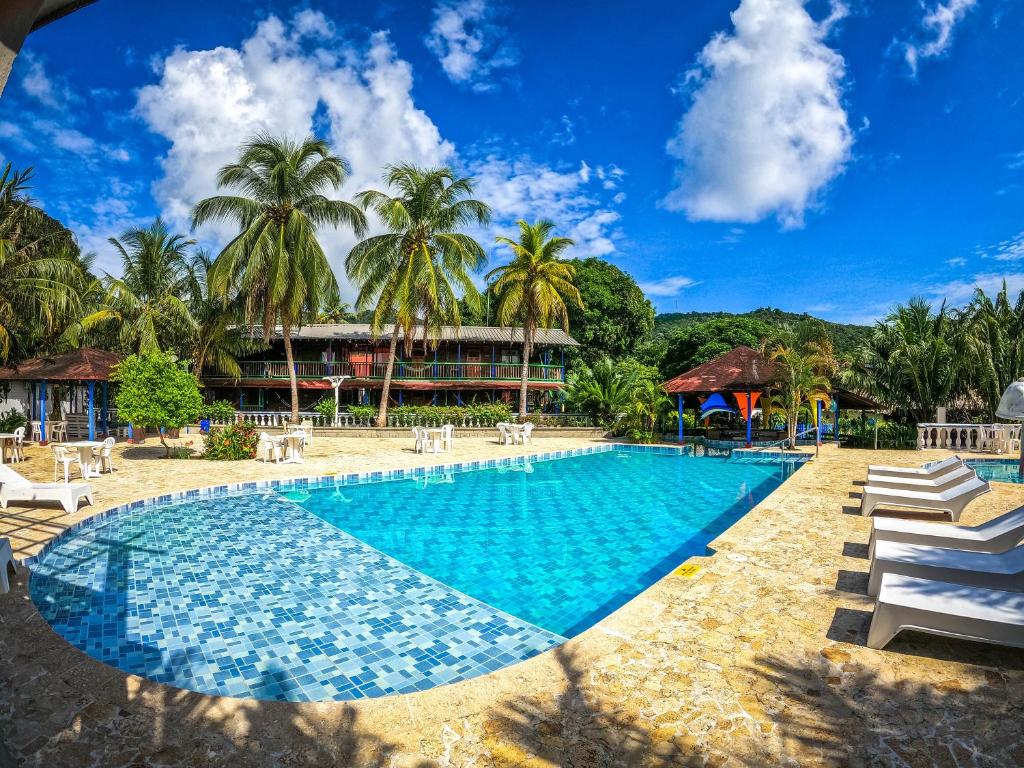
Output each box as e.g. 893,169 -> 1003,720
203,421 -> 259,460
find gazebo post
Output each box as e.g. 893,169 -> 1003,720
816,399 -> 823,447
677,394 -> 684,444
101,381 -> 109,436
87,380 -> 96,441
745,389 -> 752,448
832,402 -> 839,447
39,379 -> 47,445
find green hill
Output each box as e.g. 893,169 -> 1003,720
654,307 -> 872,356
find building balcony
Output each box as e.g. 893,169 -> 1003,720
208,360 -> 567,385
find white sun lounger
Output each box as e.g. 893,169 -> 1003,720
868,539 -> 1024,597
859,476 -> 990,521
870,505 -> 1024,558
0,464 -> 93,515
865,463 -> 976,494
867,455 -> 963,481
868,574 -> 1024,649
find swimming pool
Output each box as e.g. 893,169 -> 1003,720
969,459 -> 1024,484
28,445 -> 803,702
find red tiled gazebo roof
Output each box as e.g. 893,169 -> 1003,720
0,347 -> 121,382
662,346 -> 779,394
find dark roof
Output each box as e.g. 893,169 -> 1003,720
662,346 -> 779,394
31,0 -> 98,31
0,347 -> 121,382
831,387 -> 880,411
254,324 -> 580,347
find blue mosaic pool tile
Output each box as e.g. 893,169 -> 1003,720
30,492 -> 562,703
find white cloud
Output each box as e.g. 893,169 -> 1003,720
425,0 -> 518,91
946,256 -> 967,267
663,0 -> 852,228
979,231 -> 1024,263
20,53 -> 67,108
928,273 -> 1024,305
637,275 -> 699,297
468,154 -> 624,257
903,0 -> 976,75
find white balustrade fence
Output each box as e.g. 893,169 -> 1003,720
205,410 -> 595,429
917,423 -> 1022,453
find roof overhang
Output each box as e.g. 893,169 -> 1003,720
30,0 -> 98,32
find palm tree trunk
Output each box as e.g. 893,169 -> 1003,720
282,325 -> 300,422
376,325 -> 401,428
518,337 -> 532,416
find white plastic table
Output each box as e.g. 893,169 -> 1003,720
505,423 -> 525,445
282,433 -> 305,464
425,428 -> 445,452
61,440 -> 104,478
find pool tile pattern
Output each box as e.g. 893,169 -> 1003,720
29,492 -> 562,702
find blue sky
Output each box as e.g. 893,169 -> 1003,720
2,0 -> 1022,325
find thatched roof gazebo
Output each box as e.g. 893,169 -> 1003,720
0,347 -> 121,441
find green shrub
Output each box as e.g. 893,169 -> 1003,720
349,405 -> 378,422
201,400 -> 236,422
842,417 -> 919,450
313,398 -> 337,420
348,403 -> 514,426
0,408 -> 27,433
203,421 -> 259,460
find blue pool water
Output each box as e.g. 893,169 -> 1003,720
970,459 -> 1024,484
29,446 -> 802,702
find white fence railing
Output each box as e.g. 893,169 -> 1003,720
207,410 -> 595,429
917,423 -> 1022,453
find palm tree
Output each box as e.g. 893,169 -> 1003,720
966,282 -> 1024,419
346,164 -> 490,427
192,134 -> 367,421
487,220 -> 581,415
184,250 -> 259,379
566,357 -> 635,428
104,218 -> 196,354
0,164 -> 83,361
770,344 -> 832,447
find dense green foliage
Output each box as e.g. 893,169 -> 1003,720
660,316 -> 778,378
564,258 -> 654,364
0,408 -> 27,433
203,421 -> 259,460
567,356 -> 668,441
348,403 -> 512,426
200,399 -> 237,423
111,351 -> 204,456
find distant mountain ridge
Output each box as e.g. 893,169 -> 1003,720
654,307 -> 873,355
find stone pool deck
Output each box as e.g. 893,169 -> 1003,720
1,439 -> 1023,767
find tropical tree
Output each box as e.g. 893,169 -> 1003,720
192,134 -> 367,421
346,164 -> 490,426
0,164 -> 84,361
966,282 -> 1024,419
487,220 -> 582,415
566,357 -> 636,428
184,250 -> 259,379
104,218 -> 196,354
769,344 -> 832,447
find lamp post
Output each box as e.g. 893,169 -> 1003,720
322,375 -> 350,426
996,377 -> 1024,478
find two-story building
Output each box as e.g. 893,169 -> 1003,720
202,324 -> 580,413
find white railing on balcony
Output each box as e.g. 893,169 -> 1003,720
917,423 -> 1022,453
206,410 -> 595,429
225,359 -> 565,382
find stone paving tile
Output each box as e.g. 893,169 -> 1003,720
1,439 -> 1023,767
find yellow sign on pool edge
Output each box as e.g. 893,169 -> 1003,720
674,563 -> 702,578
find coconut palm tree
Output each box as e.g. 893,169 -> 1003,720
192,134 -> 367,421
103,218 -> 197,354
566,356 -> 635,428
0,164 -> 83,361
346,164 -> 490,427
487,220 -> 581,415
966,282 -> 1024,419
770,344 -> 832,447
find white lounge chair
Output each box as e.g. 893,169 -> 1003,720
868,540 -> 1024,597
0,464 -> 93,515
867,455 -> 963,481
869,505 -> 1024,558
0,537 -> 14,594
865,464 -> 976,494
859,476 -> 990,521
868,574 -> 1024,650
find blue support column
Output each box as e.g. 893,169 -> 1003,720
745,389 -> 752,448
40,380 -> 48,444
816,399 -> 823,446
101,381 -> 109,436
833,403 -> 840,446
87,381 -> 96,441
398,390 -> 403,405
677,394 -> 684,444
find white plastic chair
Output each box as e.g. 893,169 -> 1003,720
50,421 -> 68,443
441,424 -> 454,452
300,419 -> 314,446
257,432 -> 283,463
11,426 -> 25,462
30,421 -> 42,443
97,437 -> 116,473
413,426 -> 435,454
1,537 -> 14,594
496,422 -> 509,445
521,422 -> 534,445
52,444 -> 84,483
